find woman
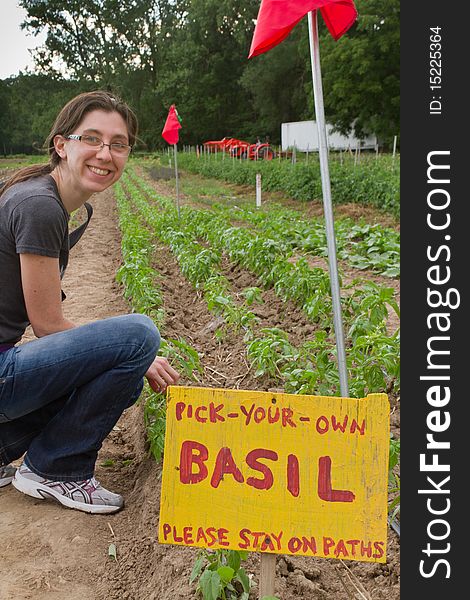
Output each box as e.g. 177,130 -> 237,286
0,90 -> 180,514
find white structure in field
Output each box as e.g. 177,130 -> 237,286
281,120 -> 377,152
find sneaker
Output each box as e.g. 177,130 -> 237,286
12,463 -> 124,514
0,464 -> 16,488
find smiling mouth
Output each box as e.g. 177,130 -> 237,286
88,166 -> 112,176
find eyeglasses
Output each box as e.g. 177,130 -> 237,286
66,134 -> 132,157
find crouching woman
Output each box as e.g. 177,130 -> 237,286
0,90 -> 179,513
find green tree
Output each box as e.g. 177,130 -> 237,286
18,0 -> 189,150
12,0 -> 399,149
317,0 -> 400,144
240,20 -> 310,143
156,0 -> 259,144
0,81 -> 13,155
0,74 -> 82,155
20,1 -> 168,84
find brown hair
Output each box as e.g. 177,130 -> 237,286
0,90 -> 138,196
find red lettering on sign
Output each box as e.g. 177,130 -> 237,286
350,418 -> 366,435
237,528 -> 284,551
271,531 -> 283,550
316,415 -> 329,434
360,540 -> 373,558
331,415 -> 348,433
218,528 -> 230,547
347,539 -> 360,556
210,403 -> 225,423
183,527 -> 194,545
246,449 -> 277,490
238,528 -> 250,549
254,407 -> 266,423
195,406 -> 207,423
175,402 -> 185,421
260,536 -> 275,552
191,526 -> 230,547
240,404 -> 254,425
282,407 -> 296,428
320,536 -> 383,559
251,531 -> 265,548
373,541 -> 385,559
318,456 -> 355,502
162,523 -> 171,541
301,536 -> 317,554
287,454 -> 300,497
268,406 -> 280,424
334,539 -> 349,558
315,414 -> 366,435
323,536 -> 335,555
179,440 -> 208,484
210,447 -> 244,488
196,527 -> 208,545
288,536 -> 302,553
206,527 -> 218,547
172,525 -> 183,543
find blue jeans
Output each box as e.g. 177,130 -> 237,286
0,314 -> 160,481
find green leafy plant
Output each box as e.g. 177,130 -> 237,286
160,337 -> 203,381
247,327 -> 298,378
175,151 -> 400,218
143,389 -> 167,461
190,549 -> 251,600
123,167 -> 401,399
240,286 -> 263,306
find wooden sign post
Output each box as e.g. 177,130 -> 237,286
159,386 -> 390,597
259,553 -> 276,597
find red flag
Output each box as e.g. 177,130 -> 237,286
162,105 -> 182,145
249,0 -> 357,58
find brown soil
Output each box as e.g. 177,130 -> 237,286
0,179 -> 400,599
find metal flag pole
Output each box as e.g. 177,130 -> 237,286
173,143 -> 181,219
308,10 -> 349,396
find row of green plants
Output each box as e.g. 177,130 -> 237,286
160,152 -> 400,218
117,176 -> 271,599
137,157 -> 399,278
0,155 -> 48,174
188,213 -> 400,398
203,201 -> 400,278
119,174 -> 400,595
134,156 -> 400,277
115,182 -> 203,461
124,169 -> 400,399
115,173 -> 400,597
120,174 -> 260,335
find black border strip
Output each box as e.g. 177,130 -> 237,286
401,2 -> 467,596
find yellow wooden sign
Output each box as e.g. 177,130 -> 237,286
159,386 -> 390,563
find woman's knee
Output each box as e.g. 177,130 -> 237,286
120,314 -> 160,357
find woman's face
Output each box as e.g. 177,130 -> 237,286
57,109 -> 130,196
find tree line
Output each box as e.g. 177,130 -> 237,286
0,0 -> 399,155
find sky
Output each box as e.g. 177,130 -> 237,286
0,0 -> 47,79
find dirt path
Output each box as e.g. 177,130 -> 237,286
0,188 -> 136,599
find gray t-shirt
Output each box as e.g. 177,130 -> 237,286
0,175 -> 69,344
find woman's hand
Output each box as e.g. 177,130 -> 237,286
145,356 -> 181,394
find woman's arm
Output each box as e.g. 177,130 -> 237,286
20,253 -> 75,337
